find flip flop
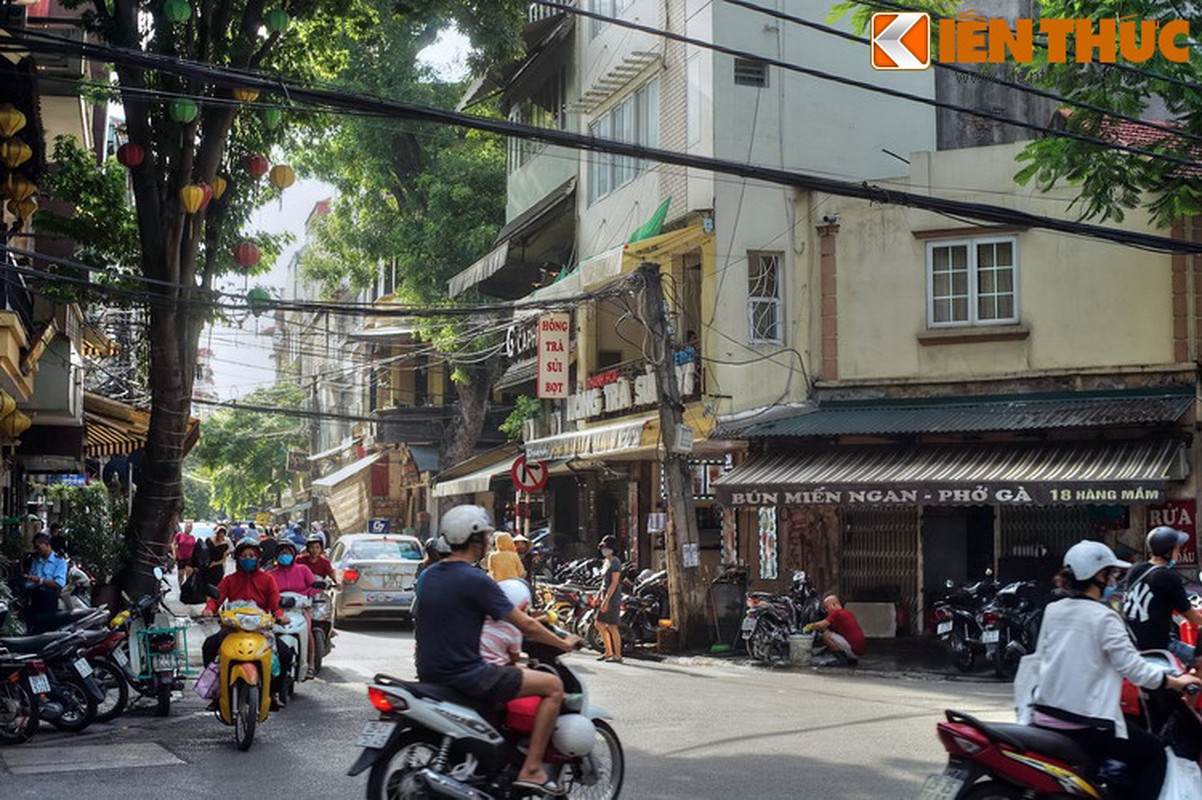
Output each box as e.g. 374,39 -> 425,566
512,777 -> 566,796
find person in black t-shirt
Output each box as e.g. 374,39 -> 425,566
1122,525 -> 1202,667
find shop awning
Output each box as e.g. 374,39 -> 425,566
346,326 -> 416,342
718,388 -> 1194,439
432,458 -> 514,498
83,392 -> 200,458
311,451 -> 383,495
713,439 -> 1188,507
525,415 -> 656,461
312,452 -> 382,535
307,437 -> 363,462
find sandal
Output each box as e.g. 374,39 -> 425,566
596,655 -> 612,662
512,777 -> 566,796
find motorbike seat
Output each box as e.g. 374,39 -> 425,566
981,722 -> 1090,766
0,631 -> 73,653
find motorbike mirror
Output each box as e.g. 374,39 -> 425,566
945,579 -> 955,589
153,566 -> 164,581
311,579 -> 328,589
280,597 -> 296,609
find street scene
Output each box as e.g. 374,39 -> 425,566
5,0 -> 1202,799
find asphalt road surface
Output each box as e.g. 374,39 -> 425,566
1,620 -> 1012,800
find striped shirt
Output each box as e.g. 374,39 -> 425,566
480,619 -> 522,666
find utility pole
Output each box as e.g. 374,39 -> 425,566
636,262 -> 703,646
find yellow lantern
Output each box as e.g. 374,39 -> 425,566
233,88 -> 260,102
6,197 -> 37,220
0,138 -> 32,169
0,391 -> 15,421
268,164 -> 295,190
212,175 -> 228,200
3,174 -> 36,202
0,104 -> 26,138
0,410 -> 31,439
179,183 -> 205,214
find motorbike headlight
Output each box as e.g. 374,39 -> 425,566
236,613 -> 260,631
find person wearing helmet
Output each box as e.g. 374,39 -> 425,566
594,535 -> 624,663
1122,526 -> 1202,668
200,538 -> 284,671
297,534 -> 336,581
1028,540 -> 1201,800
270,539 -> 318,681
414,505 -> 584,796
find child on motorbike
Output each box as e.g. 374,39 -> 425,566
481,579 -> 534,666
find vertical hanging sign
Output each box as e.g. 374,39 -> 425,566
537,312 -> 570,399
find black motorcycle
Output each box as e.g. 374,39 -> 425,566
740,571 -> 823,664
980,580 -> 1045,680
932,573 -> 999,673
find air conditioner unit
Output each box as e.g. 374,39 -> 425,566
669,424 -> 694,454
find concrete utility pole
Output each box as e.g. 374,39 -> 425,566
635,262 -> 704,645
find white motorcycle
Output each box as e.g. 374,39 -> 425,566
274,591 -> 311,705
310,583 -> 334,675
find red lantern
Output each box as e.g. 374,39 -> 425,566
196,181 -> 214,211
116,142 -> 145,168
233,241 -> 261,268
244,154 -> 269,179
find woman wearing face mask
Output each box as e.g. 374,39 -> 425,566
594,535 -> 624,663
200,539 -> 284,680
1027,540 -> 1202,800
268,539 -> 318,679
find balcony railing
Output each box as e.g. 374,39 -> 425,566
375,404 -> 508,447
528,0 -> 575,24
0,262 -> 35,337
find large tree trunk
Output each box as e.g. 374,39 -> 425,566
438,358 -> 505,508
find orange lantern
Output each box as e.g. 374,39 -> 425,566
0,104 -> 26,138
0,138 -> 32,169
179,184 -> 206,214
233,88 -> 260,103
3,174 -> 35,202
212,175 -> 228,200
268,164 -> 295,190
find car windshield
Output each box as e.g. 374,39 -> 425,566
350,539 -> 422,561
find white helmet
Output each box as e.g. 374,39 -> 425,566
438,505 -> 495,546
498,578 -> 531,610
1063,540 -> 1130,581
551,714 -> 596,758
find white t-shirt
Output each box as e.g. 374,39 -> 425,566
480,618 -> 522,666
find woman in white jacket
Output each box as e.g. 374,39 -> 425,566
1030,540 -> 1201,800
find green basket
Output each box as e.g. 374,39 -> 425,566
135,624 -> 198,679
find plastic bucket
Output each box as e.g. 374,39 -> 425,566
788,634 -> 813,666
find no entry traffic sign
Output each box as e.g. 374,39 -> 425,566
511,455 -> 549,493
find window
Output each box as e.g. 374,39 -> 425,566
747,252 -> 783,344
590,0 -> 632,38
927,236 -> 1019,327
507,69 -> 567,173
587,78 -> 659,204
733,58 -> 769,87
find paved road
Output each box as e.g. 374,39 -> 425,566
1,621 -> 1012,799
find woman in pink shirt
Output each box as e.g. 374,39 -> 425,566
268,539 -> 318,678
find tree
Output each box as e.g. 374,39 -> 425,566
830,1 -> 1202,227
190,383 -> 306,518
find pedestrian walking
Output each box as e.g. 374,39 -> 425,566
595,535 -> 623,663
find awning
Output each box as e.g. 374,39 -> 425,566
525,415 -> 656,461
83,392 -> 200,458
408,445 -> 440,474
432,458 -> 514,498
718,388 -> 1195,439
346,326 -> 416,342
312,452 -> 383,535
714,439 -> 1188,507
270,500 -> 312,516
307,437 -> 362,462
311,451 -> 383,495
449,240 -> 510,298
496,358 -> 538,391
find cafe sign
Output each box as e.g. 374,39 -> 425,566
716,482 -> 1168,508
566,360 -> 698,422
536,313 -> 571,399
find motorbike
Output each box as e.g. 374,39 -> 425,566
980,580 -> 1045,680
348,628 -> 623,799
212,600 -> 276,751
275,591 -> 311,705
311,581 -> 335,675
0,622 -> 108,733
0,649 -> 41,744
933,573 -> 1000,673
59,562 -> 94,612
922,649 -> 1202,799
741,570 -> 823,664
617,570 -> 669,651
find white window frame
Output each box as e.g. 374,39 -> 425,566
926,235 -> 1020,328
587,78 -> 659,205
747,251 -> 784,345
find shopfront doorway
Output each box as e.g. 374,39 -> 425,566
921,506 -> 994,618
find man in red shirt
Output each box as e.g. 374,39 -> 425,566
296,535 -> 336,582
808,594 -> 867,666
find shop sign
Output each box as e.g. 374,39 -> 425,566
1147,499 -> 1198,566
52,474 -> 87,486
536,313 -> 571,399
717,482 -> 1168,507
566,360 -> 697,422
505,318 -> 539,361
526,422 -> 646,461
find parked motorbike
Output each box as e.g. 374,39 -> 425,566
933,572 -> 999,673
311,581 -> 334,675
741,570 -> 823,664
980,580 -> 1045,680
0,624 -> 107,733
348,627 -> 623,799
59,562 -> 94,612
212,600 -> 275,750
0,649 -> 41,744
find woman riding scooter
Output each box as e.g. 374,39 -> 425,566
269,539 -> 317,682
1028,540 -> 1202,800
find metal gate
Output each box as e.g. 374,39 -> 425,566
999,506 -> 1093,560
840,507 -> 919,613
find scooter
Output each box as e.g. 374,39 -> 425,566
0,624 -> 107,733
741,570 -> 823,664
213,600 -> 275,751
274,591 -> 310,704
310,582 -> 334,675
933,572 -> 999,673
59,562 -> 93,612
0,649 -> 41,744
348,627 -> 624,800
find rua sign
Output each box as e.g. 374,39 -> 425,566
1147,500 -> 1197,566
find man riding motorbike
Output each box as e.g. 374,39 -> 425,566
1029,540 -> 1201,800
1123,525 -> 1202,669
297,535 -> 335,582
413,505 -> 584,796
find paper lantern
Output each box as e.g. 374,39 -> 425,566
244,153 -> 269,179
247,287 -> 272,317
261,107 -> 282,129
234,241 -> 261,268
116,142 -> 145,168
179,184 -> 206,214
233,88 -> 259,103
169,98 -> 199,123
0,410 -> 31,439
196,181 -> 214,211
163,0 -> 192,22
6,197 -> 36,220
212,175 -> 228,200
268,164 -> 295,190
263,8 -> 290,33
0,138 -> 32,169
0,104 -> 26,138
3,174 -> 36,202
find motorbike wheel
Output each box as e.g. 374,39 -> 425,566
0,678 -> 39,745
961,781 -> 1023,800
312,628 -> 327,675
47,675 -> 97,733
563,719 -> 625,800
365,732 -> 441,799
748,620 -> 785,664
233,683 -> 258,751
90,657 -> 129,724
154,679 -> 172,717
992,630 -> 1021,681
945,630 -> 976,673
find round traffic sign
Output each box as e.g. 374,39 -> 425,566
511,455 -> 549,493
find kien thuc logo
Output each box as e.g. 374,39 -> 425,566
871,12 -> 931,70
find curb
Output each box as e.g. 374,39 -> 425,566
649,652 -> 1011,684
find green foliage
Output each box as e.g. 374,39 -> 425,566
190,383 -> 307,518
499,395 -> 543,441
182,468 -> 214,521
40,135 -> 140,268
47,483 -> 130,585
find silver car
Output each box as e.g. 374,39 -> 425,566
329,533 -> 424,626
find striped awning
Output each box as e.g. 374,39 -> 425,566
83,393 -> 200,458
714,439 -> 1188,507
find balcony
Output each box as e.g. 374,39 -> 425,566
375,405 -> 509,447
529,0 -> 575,24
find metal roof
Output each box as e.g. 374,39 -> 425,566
712,439 -> 1187,507
719,389 -> 1194,439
